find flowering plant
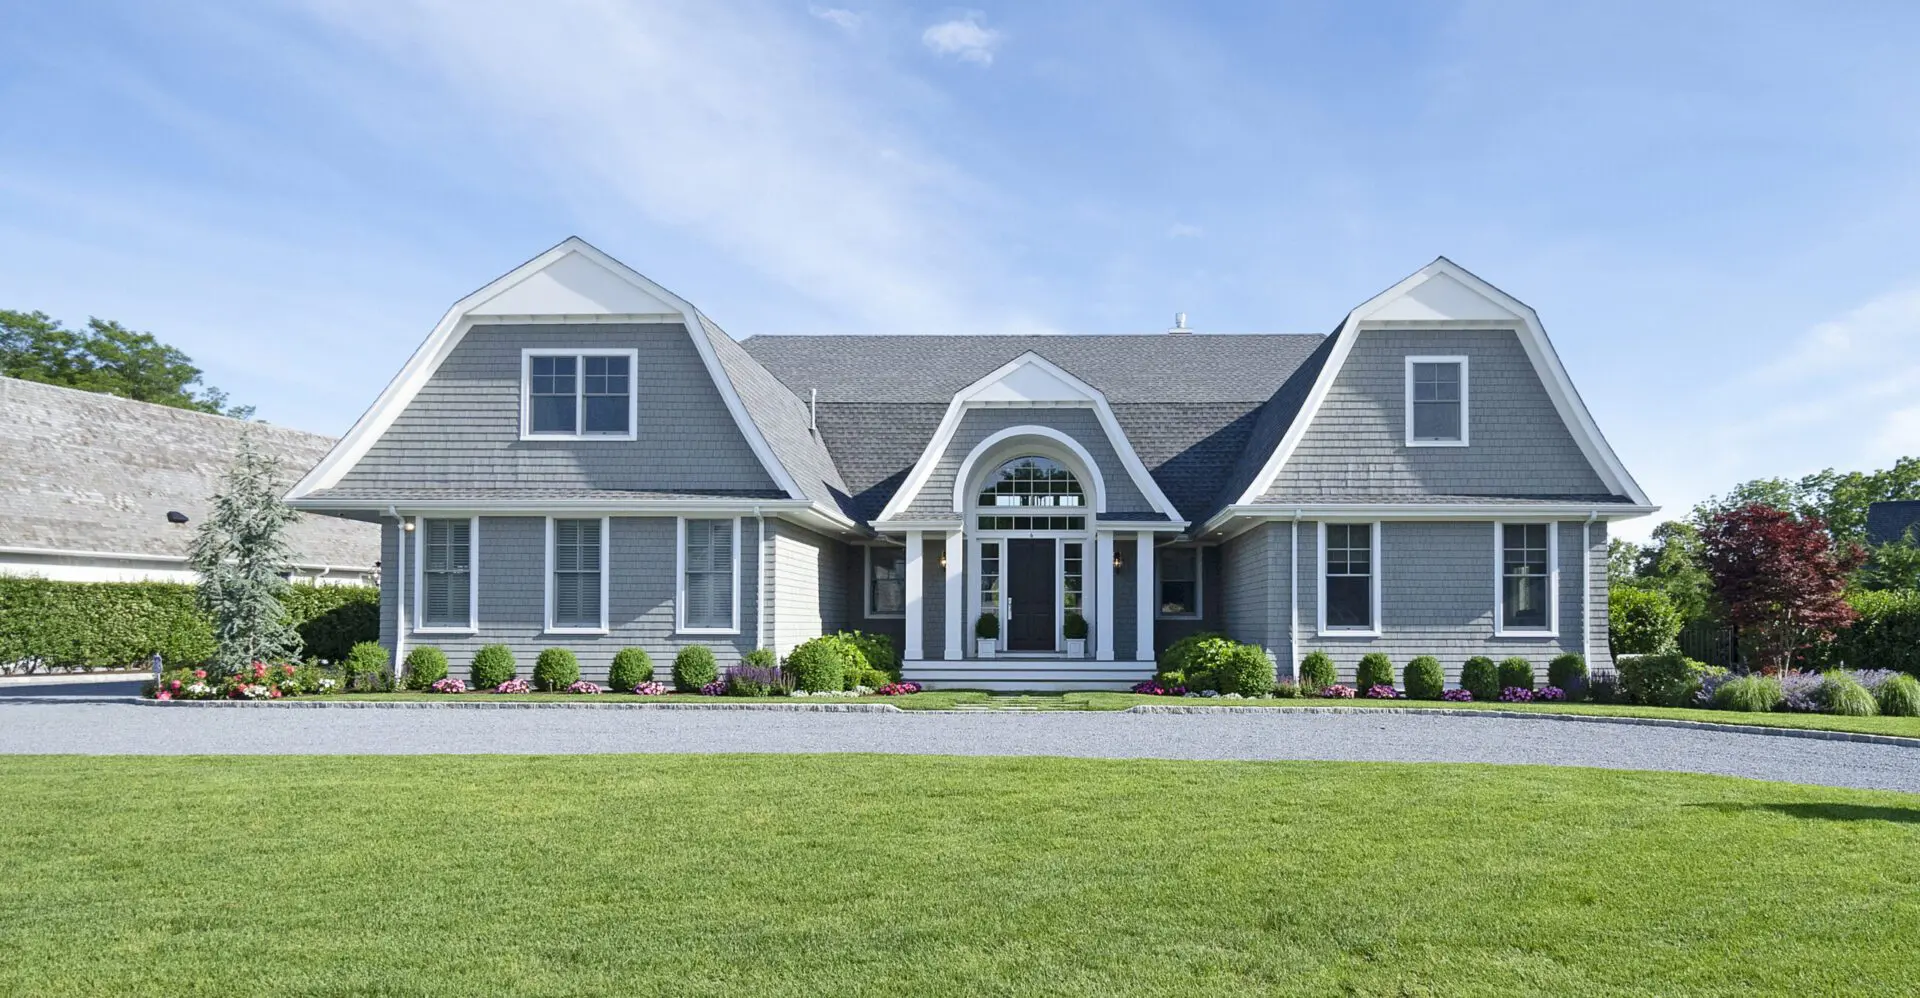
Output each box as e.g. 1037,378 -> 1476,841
1129,680 -> 1185,696
1779,670 -> 1823,712
1320,684 -> 1356,699
1536,686 -> 1567,702
792,688 -> 861,697
565,681 -> 602,694
1364,684 -> 1400,699
1498,686 -> 1534,703
494,679 -> 532,694
633,681 -> 667,696
876,681 -> 921,696
429,677 -> 468,694
699,680 -> 726,696
1442,688 -> 1473,702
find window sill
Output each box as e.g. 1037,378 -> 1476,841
1493,628 -> 1560,639
413,627 -> 478,636
1156,614 -> 1201,621
543,627 -> 609,636
865,613 -> 906,620
1405,439 -> 1469,448
679,627 -> 742,636
520,432 -> 638,443
1318,628 -> 1381,638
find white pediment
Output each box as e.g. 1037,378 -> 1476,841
1362,271 -> 1522,323
467,249 -> 681,317
966,356 -> 1096,403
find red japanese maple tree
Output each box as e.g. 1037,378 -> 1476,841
1700,503 -> 1865,670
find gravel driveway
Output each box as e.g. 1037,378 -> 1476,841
3,701 -> 1916,793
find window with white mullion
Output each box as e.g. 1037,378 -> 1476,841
420,518 -> 472,629
1157,546 -> 1199,618
1406,356 -> 1467,445
867,546 -> 905,618
1323,523 -> 1376,631
525,350 -> 635,438
1500,523 -> 1553,631
682,519 -> 736,631
551,519 -> 603,629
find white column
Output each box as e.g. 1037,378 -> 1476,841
394,516 -> 408,678
944,530 -> 964,661
1135,533 -> 1155,662
904,530 -> 924,661
1095,530 -> 1116,661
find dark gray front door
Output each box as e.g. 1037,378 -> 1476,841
1006,538 -> 1055,652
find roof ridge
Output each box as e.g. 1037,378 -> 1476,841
0,375 -> 334,442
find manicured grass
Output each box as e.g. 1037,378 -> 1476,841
1,756 -> 1915,996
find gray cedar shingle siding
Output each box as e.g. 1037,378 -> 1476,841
1262,329 -> 1611,502
336,324 -> 780,494
902,407 -> 1160,519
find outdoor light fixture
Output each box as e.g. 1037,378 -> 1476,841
402,519 -> 416,533
165,510 -> 189,524
1113,551 -> 1124,569
938,550 -> 947,568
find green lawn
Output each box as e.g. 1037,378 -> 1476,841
2,756 -> 1916,996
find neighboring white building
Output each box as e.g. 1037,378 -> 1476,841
0,376 -> 379,585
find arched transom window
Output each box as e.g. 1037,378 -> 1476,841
975,456 -> 1087,530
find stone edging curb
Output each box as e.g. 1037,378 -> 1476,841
1123,704 -> 1920,749
108,697 -> 905,713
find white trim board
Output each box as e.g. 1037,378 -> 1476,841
286,236 -> 806,503
1232,257 -> 1652,508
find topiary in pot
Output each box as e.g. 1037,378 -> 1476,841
1497,656 -> 1535,691
672,645 -> 718,692
1216,643 -> 1276,697
1461,656 -> 1500,702
1403,655 -> 1445,700
403,645 -> 448,690
1711,674 -> 1784,713
343,641 -> 391,692
1876,673 -> 1920,717
532,648 -> 581,692
1299,651 -> 1336,692
1547,653 -> 1587,696
1062,612 -> 1089,640
1817,671 -> 1879,717
608,648 -> 653,691
782,637 -> 849,692
470,644 -> 516,690
1355,652 -> 1395,690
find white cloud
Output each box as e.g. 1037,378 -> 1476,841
1166,222 -> 1203,238
808,6 -> 860,32
921,12 -> 1001,65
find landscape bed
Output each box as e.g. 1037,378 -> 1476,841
1,755 -> 1915,996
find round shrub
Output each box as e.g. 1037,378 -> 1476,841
1711,674 -> 1784,713
343,641 -> 391,691
1355,652 -> 1395,690
1610,587 -> 1681,655
608,648 -> 653,691
1185,669 -> 1218,693
1403,656 -> 1445,700
1161,635 -> 1235,685
1618,651 -> 1716,707
1875,673 -> 1920,717
1216,644 -> 1276,697
1817,671 -> 1879,717
1547,653 -> 1587,694
1162,632 -> 1228,675
782,637 -> 848,692
742,647 -> 777,669
402,645 -> 448,690
672,645 -> 718,692
1461,656 -> 1500,702
1497,656 -> 1535,691
837,630 -> 897,681
470,644 -> 516,690
532,648 -> 580,692
1299,651 -> 1337,692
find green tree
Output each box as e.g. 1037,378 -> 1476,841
188,433 -> 300,675
1695,459 -> 1920,549
1611,521 -> 1715,623
1858,528 -> 1920,592
0,309 -> 252,418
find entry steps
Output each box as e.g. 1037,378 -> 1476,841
901,659 -> 1155,692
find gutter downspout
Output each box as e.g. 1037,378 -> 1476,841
754,506 -> 767,654
1289,510 -> 1301,683
388,505 -> 407,678
1583,511 -> 1597,668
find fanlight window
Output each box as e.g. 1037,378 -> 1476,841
975,456 -> 1086,530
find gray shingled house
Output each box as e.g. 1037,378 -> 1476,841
287,238 -> 1655,689
1,376 -> 378,585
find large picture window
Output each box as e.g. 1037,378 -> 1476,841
1497,523 -> 1556,634
522,349 -> 638,439
1321,523 -> 1378,632
417,517 -> 474,630
867,546 -> 905,618
975,456 -> 1086,531
1405,356 -> 1467,446
548,518 -> 606,632
1157,546 -> 1199,618
680,518 -> 739,633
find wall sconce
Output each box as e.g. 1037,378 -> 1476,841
938,549 -> 948,568
1112,551 -> 1124,570
402,519 -> 416,533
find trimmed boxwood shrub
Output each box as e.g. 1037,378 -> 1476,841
1461,656 -> 1500,701
782,637 -> 849,692
1609,587 -> 1682,655
532,648 -> 581,692
742,647 -> 777,669
975,614 -> 999,640
1403,656 -> 1444,700
1062,612 -> 1089,640
1216,644 -> 1276,697
672,645 -> 718,692
1355,652 -> 1394,690
1497,657 -> 1535,691
470,644 -> 517,690
1618,651 -> 1715,707
342,641 -> 391,692
1817,671 -> 1878,716
1547,653 -> 1587,694
1875,673 -> 1920,716
1299,651 -> 1337,692
608,648 -> 653,691
402,646 -> 448,690
1711,674 -> 1784,713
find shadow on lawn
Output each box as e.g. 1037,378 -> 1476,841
1687,802 -> 1920,825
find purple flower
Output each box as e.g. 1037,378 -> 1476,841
1442,688 -> 1473,702
564,681 -> 601,694
429,677 -> 467,694
632,681 -> 667,696
1498,686 -> 1534,703
699,680 -> 726,696
493,679 -> 532,694
1536,686 -> 1566,702
1363,684 -> 1401,699
1321,684 -> 1356,699
1779,670 -> 1823,712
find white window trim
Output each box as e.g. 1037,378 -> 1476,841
1493,520 -> 1560,637
544,515 -> 611,635
1317,520 -> 1383,637
864,543 -> 906,619
1405,355 -> 1470,447
676,516 -> 742,635
1154,544 -> 1203,620
412,515 -> 479,634
520,348 -> 641,442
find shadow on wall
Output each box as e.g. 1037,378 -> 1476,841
1685,802 -> 1920,825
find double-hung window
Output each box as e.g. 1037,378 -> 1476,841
1157,547 -> 1200,618
1321,522 -> 1379,633
522,349 -> 638,440
1405,356 -> 1467,446
866,546 -> 905,618
1496,523 -> 1556,634
416,517 -> 475,631
548,518 -> 607,632
680,518 -> 739,633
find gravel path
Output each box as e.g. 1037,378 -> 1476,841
3,702 -> 1916,792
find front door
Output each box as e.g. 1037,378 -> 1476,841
1005,538 -> 1056,651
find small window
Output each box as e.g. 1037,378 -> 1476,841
979,541 -> 1001,620
1323,523 -> 1375,631
1063,542 -> 1083,615
1406,357 -> 1467,445
550,518 -> 604,630
1500,523 -> 1554,632
1157,547 -> 1199,618
867,546 -> 905,618
523,350 -> 636,439
419,518 -> 473,629
681,518 -> 738,632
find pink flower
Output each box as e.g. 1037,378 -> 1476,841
193,669 -> 207,679
155,691 -> 172,701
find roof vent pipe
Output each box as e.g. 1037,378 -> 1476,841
1168,312 -> 1191,335
809,388 -> 818,434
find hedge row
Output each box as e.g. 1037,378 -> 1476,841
0,578 -> 378,669
1829,589 -> 1920,677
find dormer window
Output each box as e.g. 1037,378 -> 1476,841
521,349 -> 639,440
1405,356 -> 1468,446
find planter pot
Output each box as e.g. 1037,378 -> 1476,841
1065,638 -> 1087,659
977,638 -> 997,659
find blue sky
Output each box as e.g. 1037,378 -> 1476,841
6,1 -> 1920,539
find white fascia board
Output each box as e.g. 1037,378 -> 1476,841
287,498 -> 818,517
875,351 -> 1180,521
1231,257 -> 1652,509
1201,502 -> 1660,536
286,236 -> 807,504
